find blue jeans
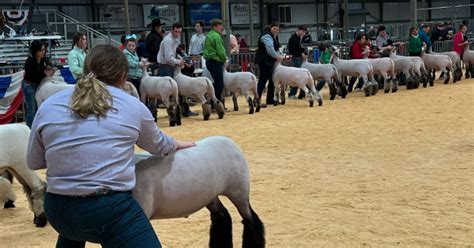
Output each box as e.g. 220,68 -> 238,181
206,59 -> 224,101
158,64 -> 175,77
44,191 -> 161,248
21,80 -> 38,128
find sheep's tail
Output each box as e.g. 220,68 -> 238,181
206,78 -> 219,103
168,77 -> 179,105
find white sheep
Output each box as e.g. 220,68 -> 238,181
272,63 -> 323,107
365,57 -> 397,93
301,61 -> 347,100
389,50 -> 420,89
462,45 -> 474,78
35,76 -> 74,106
140,66 -> 181,126
174,67 -> 225,121
421,51 -> 453,84
123,81 -> 139,98
222,68 -> 261,114
0,123 -> 47,227
331,47 -> 378,97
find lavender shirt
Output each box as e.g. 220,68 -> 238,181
27,86 -> 177,195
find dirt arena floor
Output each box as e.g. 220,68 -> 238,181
1,76 -> 473,247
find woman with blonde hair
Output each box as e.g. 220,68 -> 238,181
27,44 -> 195,248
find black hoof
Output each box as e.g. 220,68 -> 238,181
204,114 -> 210,121
309,100 -> 314,107
329,95 -> 336,100
318,99 -> 323,106
34,213 -> 48,228
273,102 -> 278,106
365,92 -> 370,97
255,105 -> 261,113
392,89 -> 398,93
4,200 -> 15,209
281,100 -> 285,105
218,113 -> 224,119
169,121 -> 176,127
234,107 -> 239,111
384,90 -> 389,94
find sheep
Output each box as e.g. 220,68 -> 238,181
421,51 -> 453,84
271,63 -> 323,107
123,81 -> 139,98
174,66 -> 225,121
35,76 -> 74,106
389,50 -> 421,89
436,51 -> 462,82
364,56 -> 397,94
301,61 -> 347,100
0,171 -> 15,208
140,65 -> 181,127
222,67 -> 261,114
330,47 -> 378,97
0,123 -> 47,227
462,45 -> 474,78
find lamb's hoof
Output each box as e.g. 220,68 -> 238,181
273,102 -> 278,106
429,81 -> 434,87
392,88 -> 398,93
255,105 -> 261,113
34,213 -> 48,228
234,107 -> 239,111
169,121 -> 176,127
329,94 -> 336,100
281,100 -> 286,105
384,90 -> 390,94
309,100 -> 314,107
423,82 -> 427,88
4,200 -> 15,209
318,99 -> 323,106
444,79 -> 449,84
218,113 -> 224,119
203,114 -> 210,121
249,108 -> 254,115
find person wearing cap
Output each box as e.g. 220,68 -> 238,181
288,25 -> 308,99
203,19 -> 227,103
157,22 -> 198,117
418,24 -> 432,52
145,18 -> 165,74
254,22 -> 284,107
188,21 -> 206,56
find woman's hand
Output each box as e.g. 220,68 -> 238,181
176,140 -> 196,150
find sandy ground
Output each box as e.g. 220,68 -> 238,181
1,76 -> 473,247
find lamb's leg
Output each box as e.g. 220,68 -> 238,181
200,97 -> 211,121
328,81 -> 337,100
232,92 -> 239,111
383,73 -> 391,93
244,93 -> 254,114
361,75 -> 371,97
337,79 -> 348,98
227,194 -> 265,248
280,85 -> 286,105
307,82 -> 322,106
273,81 -> 280,106
207,198 -> 233,248
0,175 -> 16,208
443,68 -> 450,84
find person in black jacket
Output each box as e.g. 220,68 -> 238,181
254,22 -> 284,107
145,18 -> 165,75
288,25 -> 308,99
22,40 -> 50,127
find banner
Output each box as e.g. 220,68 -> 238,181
143,5 -> 180,27
0,71 -> 24,124
189,3 -> 222,26
99,5 -> 140,29
230,4 -> 260,25
2,9 -> 29,26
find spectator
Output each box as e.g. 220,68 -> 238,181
67,32 -> 87,80
136,31 -> 148,59
288,25 -> 308,99
408,27 -> 423,56
418,24 -> 432,52
27,44 -> 195,248
453,24 -> 470,60
230,34 -> 239,54
203,19 -> 227,103
158,22 -> 198,117
123,34 -> 142,96
301,30 -> 312,44
376,26 -> 393,57
254,22 -> 284,107
430,23 -> 445,43
348,33 -> 370,91
236,34 -> 248,50
145,18 -> 165,74
22,40 -> 49,127
188,21 -> 206,56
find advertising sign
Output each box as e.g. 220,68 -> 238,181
230,4 -> 260,25
143,5 -> 180,27
189,3 -> 222,26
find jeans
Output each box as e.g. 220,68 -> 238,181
21,80 -> 38,128
257,62 -> 275,104
206,59 -> 224,101
289,57 -> 303,96
158,64 -> 175,77
44,191 -> 161,248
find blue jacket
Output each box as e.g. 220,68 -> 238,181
418,29 -> 432,47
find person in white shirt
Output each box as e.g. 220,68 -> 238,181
188,21 -> 206,55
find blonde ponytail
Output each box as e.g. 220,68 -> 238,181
70,73 -> 112,118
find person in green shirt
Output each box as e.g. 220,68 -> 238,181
408,27 -> 423,56
67,32 -> 87,80
203,19 -> 227,102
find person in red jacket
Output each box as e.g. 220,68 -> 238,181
452,24 -> 470,59
347,33 -> 370,92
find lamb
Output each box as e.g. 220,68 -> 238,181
174,66 -> 225,121
222,67 -> 261,114
35,75 -> 74,106
364,56 -> 397,93
140,65 -> 181,126
421,51 -> 453,84
123,81 -> 139,98
301,61 -> 347,100
462,45 -> 474,78
331,47 -> 378,97
271,63 -> 323,107
389,50 -> 421,89
0,124 -> 47,227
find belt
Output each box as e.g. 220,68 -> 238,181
66,189 -> 125,198
159,63 -> 176,69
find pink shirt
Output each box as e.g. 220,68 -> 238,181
452,32 -> 464,55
